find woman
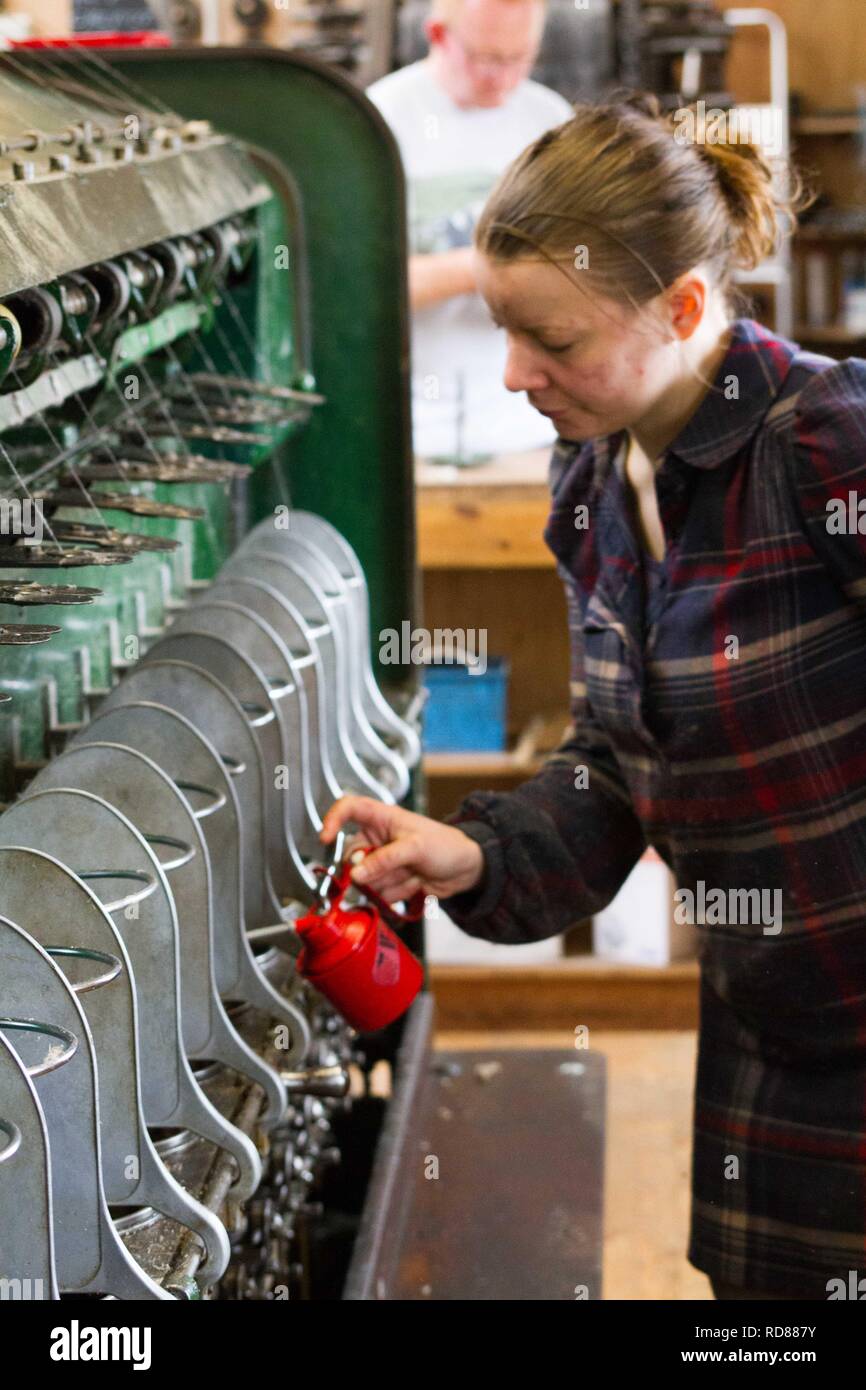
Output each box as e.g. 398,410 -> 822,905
323,94 -> 866,1301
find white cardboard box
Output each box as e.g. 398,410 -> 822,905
592,848 -> 697,966
423,897 -> 563,965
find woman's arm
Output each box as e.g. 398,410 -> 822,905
790,357 -> 866,598
320,607 -> 646,948
438,692 -> 647,946
321,699 -> 646,950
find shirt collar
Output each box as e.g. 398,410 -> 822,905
547,318 -> 800,494
664,317 -> 798,470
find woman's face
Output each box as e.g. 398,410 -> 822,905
473,252 -> 684,443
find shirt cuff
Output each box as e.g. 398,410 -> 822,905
436,818 -> 506,925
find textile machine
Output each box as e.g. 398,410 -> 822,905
0,42 -> 426,1301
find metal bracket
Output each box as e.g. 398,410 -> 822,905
76,700 -> 310,1060
223,550 -> 395,803
0,910 -> 172,1298
142,629 -> 315,902
99,658 -> 286,928
27,742 -> 287,1128
0,843 -> 230,1289
1,788 -> 264,1201
0,1031 -> 58,1298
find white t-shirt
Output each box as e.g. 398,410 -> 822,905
367,60 -> 573,460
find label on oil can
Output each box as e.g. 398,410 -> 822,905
372,927 -> 401,987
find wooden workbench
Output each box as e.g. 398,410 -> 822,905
415,448 -> 557,570
415,448 -> 571,804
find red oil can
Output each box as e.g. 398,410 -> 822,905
294,845 -> 424,1032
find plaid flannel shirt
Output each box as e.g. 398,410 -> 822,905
439,318 -> 866,1295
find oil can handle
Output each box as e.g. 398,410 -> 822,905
345,846 -> 426,925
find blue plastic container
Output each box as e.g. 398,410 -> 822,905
422,658 -> 509,752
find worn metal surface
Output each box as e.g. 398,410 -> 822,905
396,1048 -> 605,1300
29,740 -> 288,1125
0,909 -> 171,1298
0,786 -> 264,1202
346,1030 -> 606,1301
0,1031 -> 57,1297
0,63 -> 268,299
0,843 -> 230,1286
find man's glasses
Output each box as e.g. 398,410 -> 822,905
447,28 -> 535,72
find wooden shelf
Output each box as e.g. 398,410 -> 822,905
415,448 -> 556,569
793,114 -> 866,136
424,751 -> 543,778
793,322 -> 866,343
795,223 -> 866,243
430,956 -> 700,1031
423,712 -> 568,778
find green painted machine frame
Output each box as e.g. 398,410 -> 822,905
113,45 -> 419,667
0,48 -> 421,808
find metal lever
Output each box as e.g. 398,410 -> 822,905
0,845 -> 231,1290
168,599 -> 323,859
251,531 -> 411,799
0,1030 -> 59,1298
207,573 -> 344,816
142,629 -> 317,903
98,659 -> 287,928
276,511 -> 422,767
75,701 -> 310,1059
222,551 -> 395,803
281,1065 -> 350,1099
1,789 -> 264,1203
0,914 -> 173,1299
28,741 -> 289,1130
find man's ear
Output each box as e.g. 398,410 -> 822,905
666,274 -> 708,341
425,19 -> 448,46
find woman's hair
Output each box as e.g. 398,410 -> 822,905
475,91 -> 811,307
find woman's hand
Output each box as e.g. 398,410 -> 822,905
320,795 -> 485,905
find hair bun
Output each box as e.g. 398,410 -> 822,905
475,92 -> 811,309
608,89 -> 663,121
696,139 -> 784,269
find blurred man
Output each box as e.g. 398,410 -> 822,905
368,0 -> 572,462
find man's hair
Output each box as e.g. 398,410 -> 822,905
431,0 -> 545,22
